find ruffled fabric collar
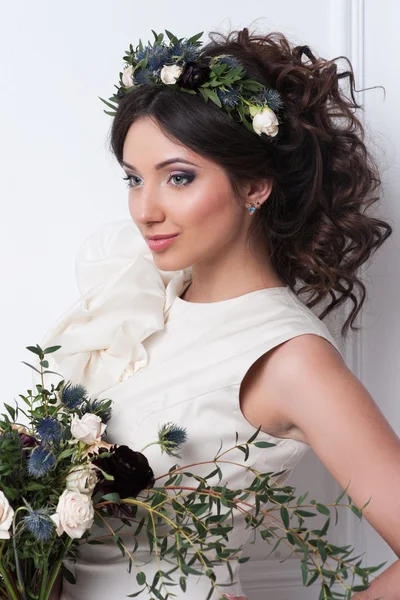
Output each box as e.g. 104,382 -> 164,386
39,220 -> 192,398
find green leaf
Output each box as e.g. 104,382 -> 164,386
134,517 -> 145,536
254,441 -> 277,448
294,509 -> 316,518
301,561 -> 308,585
238,555 -> 250,563
280,506 -> 290,529
62,564 -> 76,584
56,447 -> 76,461
186,31 -> 204,45
317,539 -> 327,562
3,403 -> 15,421
43,345 -> 62,354
316,503 -> 330,516
350,504 -> 363,520
164,30 -> 179,45
98,96 -> 119,111
20,361 -> 41,374
236,444 -> 249,461
102,492 -> 121,505
25,481 -> 46,491
305,569 -> 319,587
286,531 -> 296,545
361,560 -> 387,574
320,516 -> 330,537
42,369 -> 64,376
246,424 -> 261,444
26,345 -> 42,356
181,564 -> 203,576
198,86 -> 222,107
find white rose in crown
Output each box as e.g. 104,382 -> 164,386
122,65 -> 134,88
66,465 -> 98,495
70,413 -> 106,445
250,105 -> 279,137
50,489 -> 94,538
0,490 -> 14,539
160,64 -> 183,85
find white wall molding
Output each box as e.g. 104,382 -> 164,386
334,0 -> 368,562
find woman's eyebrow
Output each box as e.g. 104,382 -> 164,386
121,157 -> 201,171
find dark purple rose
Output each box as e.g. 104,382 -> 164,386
19,433 -> 40,460
178,61 -> 211,90
91,445 -> 155,500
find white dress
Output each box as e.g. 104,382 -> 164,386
38,219 -> 344,600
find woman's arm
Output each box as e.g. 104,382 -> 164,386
256,334 -> 400,597
48,570 -> 63,600
356,558 -> 400,600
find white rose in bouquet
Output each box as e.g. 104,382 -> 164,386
51,489 -> 94,539
65,465 -> 98,495
0,490 -> 14,539
70,413 -> 106,445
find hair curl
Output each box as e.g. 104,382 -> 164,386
108,26 -> 393,339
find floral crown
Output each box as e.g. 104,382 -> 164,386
99,29 -> 284,138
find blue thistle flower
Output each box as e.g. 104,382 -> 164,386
36,416 -> 62,444
132,68 -> 153,86
157,422 -> 188,458
170,42 -> 201,64
216,55 -> 243,70
217,86 -> 241,108
253,88 -> 284,112
21,508 -> 54,541
147,45 -> 172,72
134,47 -> 149,63
61,382 -> 88,410
27,446 -> 56,477
81,398 -> 112,424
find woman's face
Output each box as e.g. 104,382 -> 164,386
122,116 -> 266,272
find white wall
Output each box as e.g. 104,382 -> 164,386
1,1 -> 398,598
357,0 -> 400,574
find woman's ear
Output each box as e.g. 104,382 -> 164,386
243,178 -> 273,209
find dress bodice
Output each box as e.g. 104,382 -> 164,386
36,219 -> 344,600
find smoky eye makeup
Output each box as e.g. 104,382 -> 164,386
122,170 -> 196,189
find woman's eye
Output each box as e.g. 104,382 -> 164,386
122,172 -> 194,189
122,175 -> 141,188
169,173 -> 194,187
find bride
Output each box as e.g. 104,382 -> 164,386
44,24 -> 399,600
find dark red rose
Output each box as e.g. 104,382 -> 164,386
178,61 -> 211,90
91,445 -> 155,500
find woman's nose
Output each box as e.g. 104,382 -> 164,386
132,184 -> 163,222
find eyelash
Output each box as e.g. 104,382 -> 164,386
122,172 -> 195,189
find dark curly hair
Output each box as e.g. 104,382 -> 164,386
108,26 -> 393,339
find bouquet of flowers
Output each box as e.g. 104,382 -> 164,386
0,344 -> 386,600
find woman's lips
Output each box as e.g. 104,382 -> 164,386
146,234 -> 179,251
